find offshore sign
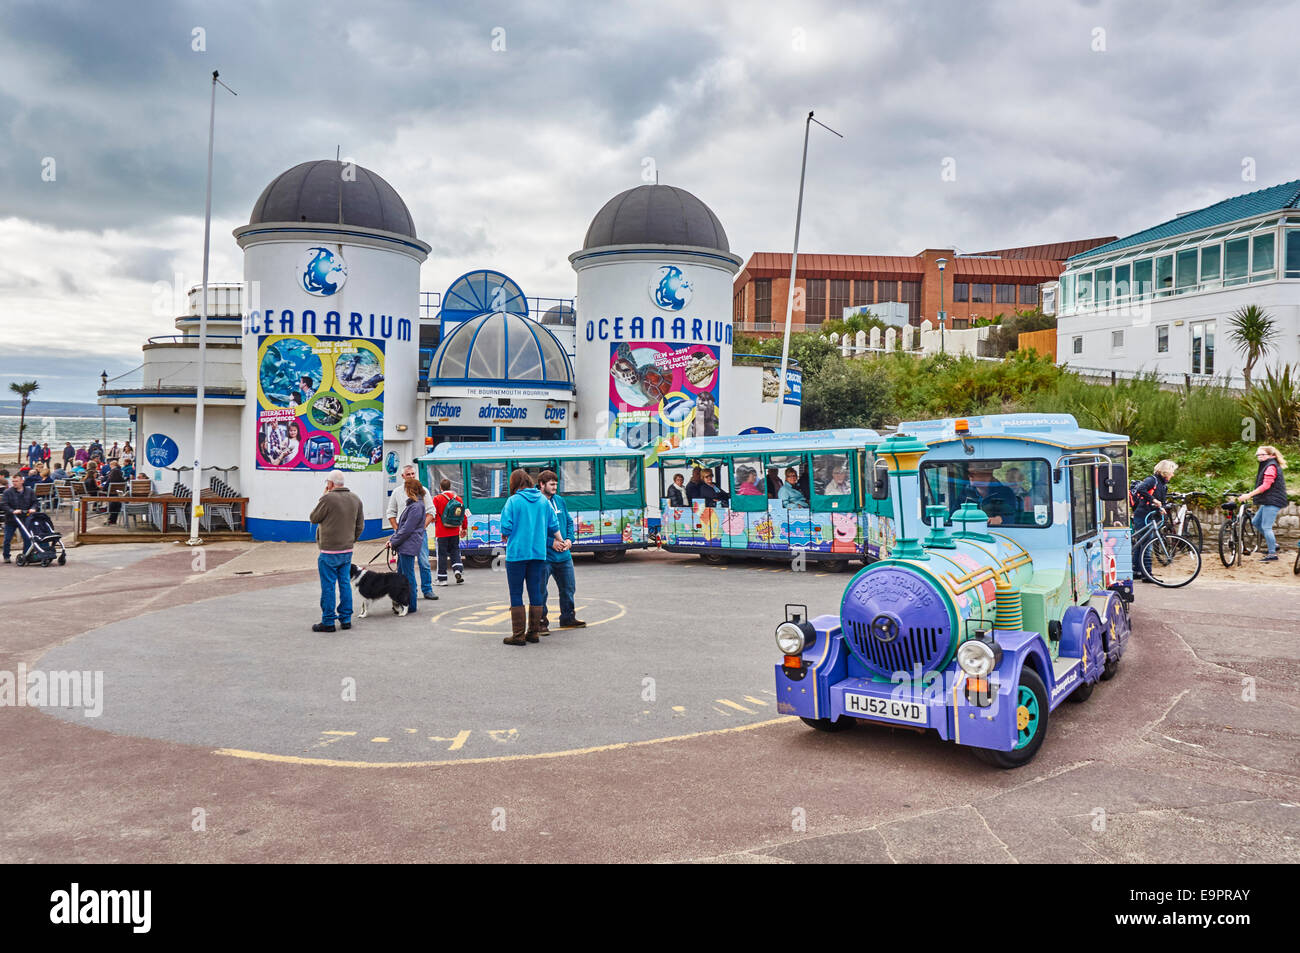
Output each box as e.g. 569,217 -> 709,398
428,399 -> 568,424
586,314 -> 731,345
243,309 -> 413,341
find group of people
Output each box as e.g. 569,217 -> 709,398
5,439 -> 136,493
308,463 -> 586,642
1131,445 -> 1290,578
665,463 -> 853,509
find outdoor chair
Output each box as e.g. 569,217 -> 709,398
123,478 -> 153,530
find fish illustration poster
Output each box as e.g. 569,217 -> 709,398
608,342 -> 719,464
255,334 -> 385,472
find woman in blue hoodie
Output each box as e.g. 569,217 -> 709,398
500,469 -> 563,646
389,477 -> 428,615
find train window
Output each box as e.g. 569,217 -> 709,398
1099,444 -> 1129,527
513,459 -> 556,483
920,459 -> 1052,528
1071,465 -> 1098,543
604,458 -> 640,494
765,454 -> 809,506
425,463 -> 463,498
732,457 -> 764,497
560,459 -> 594,495
471,461 -> 508,499
812,452 -> 853,496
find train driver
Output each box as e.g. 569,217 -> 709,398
959,462 -> 1019,525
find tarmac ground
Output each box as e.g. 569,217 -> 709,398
1,540 -> 1297,863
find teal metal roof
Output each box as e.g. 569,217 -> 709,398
1068,178 -> 1300,262
663,429 -> 883,457
418,439 -> 637,462
898,414 -> 1126,449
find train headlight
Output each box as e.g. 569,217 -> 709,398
775,620 -> 815,656
957,637 -> 1002,676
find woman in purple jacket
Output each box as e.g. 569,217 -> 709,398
389,477 -> 428,614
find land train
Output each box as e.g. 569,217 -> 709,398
773,414 -> 1135,767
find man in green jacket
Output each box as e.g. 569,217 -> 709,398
538,470 -> 585,629
309,470 -> 366,633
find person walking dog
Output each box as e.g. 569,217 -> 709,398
389,477 -> 429,614
1239,446 -> 1289,562
309,470 -> 365,632
431,477 -> 468,586
499,469 -> 564,647
539,470 -> 585,630
388,463 -> 436,599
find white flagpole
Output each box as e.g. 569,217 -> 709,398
188,70 -> 236,545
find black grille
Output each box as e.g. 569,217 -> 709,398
845,621 -> 946,677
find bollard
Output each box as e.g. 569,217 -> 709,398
70,498 -> 80,545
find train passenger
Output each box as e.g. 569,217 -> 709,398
778,467 -> 807,507
825,466 -> 852,495
697,468 -> 730,508
735,466 -> 763,495
1239,446 -> 1289,562
685,466 -> 704,503
666,473 -> 688,507
1131,459 -> 1176,582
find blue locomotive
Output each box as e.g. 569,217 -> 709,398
774,414 -> 1134,767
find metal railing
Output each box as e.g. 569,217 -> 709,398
146,334 -> 242,344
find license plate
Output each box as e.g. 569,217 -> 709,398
843,693 -> 928,725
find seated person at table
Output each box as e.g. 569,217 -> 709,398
777,467 -> 807,507
957,463 -> 1019,525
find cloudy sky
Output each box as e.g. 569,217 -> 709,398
2,0 -> 1297,401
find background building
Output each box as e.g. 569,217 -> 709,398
732,239 -> 1113,335
1056,179 -> 1300,387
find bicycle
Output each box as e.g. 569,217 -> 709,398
1132,514 -> 1201,587
1217,492 -> 1259,568
1161,491 -> 1205,554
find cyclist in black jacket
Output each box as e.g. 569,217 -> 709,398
1131,460 -> 1177,582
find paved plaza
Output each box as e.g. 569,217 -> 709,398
1,542 -> 1297,863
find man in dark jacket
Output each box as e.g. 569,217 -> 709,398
3,475 -> 38,563
102,462 -> 126,524
1131,460 -> 1175,581
308,470 -> 366,632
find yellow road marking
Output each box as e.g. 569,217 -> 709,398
214,716 -> 797,768
742,696 -> 769,706
487,728 -> 519,743
371,737 -> 390,743
716,698 -> 756,714
322,730 -> 356,736
671,706 -> 685,712
429,730 -> 471,751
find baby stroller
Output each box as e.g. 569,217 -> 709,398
12,510 -> 66,567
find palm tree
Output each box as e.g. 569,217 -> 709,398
1227,304 -> 1279,390
8,380 -> 39,461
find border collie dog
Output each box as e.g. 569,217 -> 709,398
350,564 -> 412,618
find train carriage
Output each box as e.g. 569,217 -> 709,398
656,429 -> 896,569
417,440 -> 649,566
774,414 -> 1133,767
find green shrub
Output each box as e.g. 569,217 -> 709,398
801,357 -> 894,430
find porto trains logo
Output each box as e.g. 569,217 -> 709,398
648,265 -> 693,311
298,246 -> 349,297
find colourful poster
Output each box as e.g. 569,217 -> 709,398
608,341 -> 720,464
256,334 -> 385,472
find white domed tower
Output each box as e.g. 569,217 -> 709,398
233,160 -> 431,541
570,185 -> 742,456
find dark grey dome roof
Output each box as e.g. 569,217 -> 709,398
248,160 -> 417,238
583,184 -> 728,252
541,304 -> 576,326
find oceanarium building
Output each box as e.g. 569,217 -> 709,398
101,161 -> 798,540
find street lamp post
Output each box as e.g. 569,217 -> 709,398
936,258 -> 947,355
775,110 -> 842,433
100,370 -> 107,447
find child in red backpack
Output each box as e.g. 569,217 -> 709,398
431,478 -> 469,585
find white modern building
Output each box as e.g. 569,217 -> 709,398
1056,179 -> 1300,386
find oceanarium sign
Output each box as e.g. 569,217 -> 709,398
585,314 -> 731,345
243,309 -> 413,341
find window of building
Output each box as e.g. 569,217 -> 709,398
1200,245 -> 1221,281
952,282 -> 969,302
1112,265 -> 1130,301
1132,258 -> 1152,299
970,283 -> 991,303
898,281 -> 921,322
1111,329 -> 1124,351
805,278 -> 826,323
829,279 -> 850,318
1251,233 -> 1276,279
1190,321 -> 1215,375
1154,255 -> 1174,296
1175,248 -> 1198,293
876,280 -> 897,303
996,284 -> 1016,304
754,279 -> 772,323
1075,272 -> 1093,307
1287,229 -> 1300,278
1072,335 -> 1083,355
1019,284 -> 1039,306
1095,267 -> 1113,306
1224,238 -> 1249,284
1060,273 -> 1075,312
852,280 -> 871,306
1156,325 -> 1169,353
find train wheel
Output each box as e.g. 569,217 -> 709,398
594,550 -> 626,564
974,668 -> 1048,768
698,552 -> 727,565
1100,655 -> 1120,681
465,554 -> 493,569
800,715 -> 855,733
819,558 -> 850,573
1067,679 -> 1095,703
